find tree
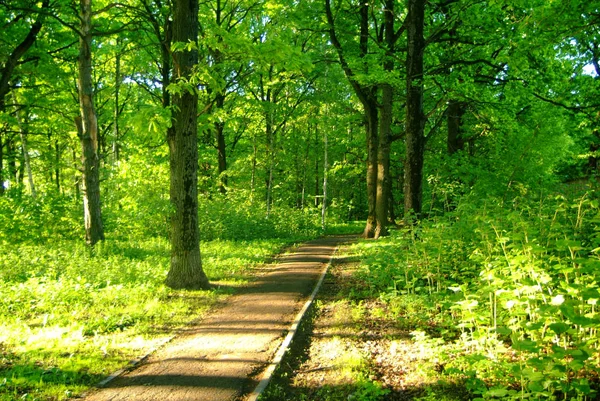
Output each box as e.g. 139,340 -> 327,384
0,0 -> 49,195
324,0 -> 380,238
165,0 -> 210,290
404,0 -> 426,220
76,0 -> 104,246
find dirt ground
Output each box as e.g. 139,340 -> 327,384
82,236 -> 352,401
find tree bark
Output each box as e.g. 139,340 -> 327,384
77,0 -> 104,246
404,0 -> 426,221
321,127 -> 328,230
325,0 -> 378,238
0,0 -> 48,109
12,99 -> 36,198
375,85 -> 391,237
447,99 -> 466,154
314,123 -> 320,206
113,41 -> 121,163
265,108 -> 274,217
363,104 -> 378,238
215,93 -> 228,194
374,0 -> 395,238
55,138 -> 61,193
7,139 -> 18,185
165,0 -> 210,290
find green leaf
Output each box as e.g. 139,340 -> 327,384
486,387 -> 508,397
548,322 -> 570,335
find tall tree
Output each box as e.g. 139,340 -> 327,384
404,0 -> 426,220
165,0 -> 210,290
0,0 -> 49,195
374,0 -> 395,238
76,0 -> 104,245
325,0 -> 379,238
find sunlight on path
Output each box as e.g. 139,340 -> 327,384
83,237 -> 351,401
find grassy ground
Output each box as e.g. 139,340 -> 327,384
260,243 -> 470,401
0,237 -> 293,401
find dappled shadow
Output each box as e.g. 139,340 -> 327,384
102,373 -> 251,389
261,381 -> 471,401
82,236 -> 353,401
0,363 -> 106,399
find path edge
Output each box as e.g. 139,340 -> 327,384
245,244 -> 339,401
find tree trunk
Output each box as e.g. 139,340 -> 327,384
55,138 -> 61,193
375,84 -> 391,238
250,135 -> 257,202
324,0 -> 379,238
404,0 -> 426,222
447,99 -> 466,154
363,104 -> 378,238
265,111 -> 274,217
13,100 -> 36,198
73,148 -> 80,200
165,0 -> 210,290
314,123 -> 320,207
7,139 -> 18,185
113,43 -> 121,163
321,127 -> 328,231
301,136 -> 310,209
374,0 -> 395,238
77,0 -> 104,246
215,93 -> 227,194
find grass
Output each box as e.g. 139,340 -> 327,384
0,236 -> 291,401
260,244 -> 469,401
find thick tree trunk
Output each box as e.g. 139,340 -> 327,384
404,0 -> 426,221
77,0 -> 104,246
447,99 -> 466,154
363,104 -> 378,238
165,0 -> 210,290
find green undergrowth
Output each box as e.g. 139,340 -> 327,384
351,188 -> 600,400
0,237 -> 289,401
325,220 -> 365,236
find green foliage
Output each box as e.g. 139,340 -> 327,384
0,191 -> 81,243
351,187 -> 600,400
0,236 -> 287,400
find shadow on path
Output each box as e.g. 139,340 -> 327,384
83,236 -> 354,401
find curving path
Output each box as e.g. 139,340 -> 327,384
83,236 -> 352,401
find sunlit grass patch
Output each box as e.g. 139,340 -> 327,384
0,236 -> 291,400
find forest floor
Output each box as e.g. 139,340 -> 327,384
81,236 -> 352,401
259,242 -> 471,401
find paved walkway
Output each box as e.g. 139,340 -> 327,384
84,236 -> 350,401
